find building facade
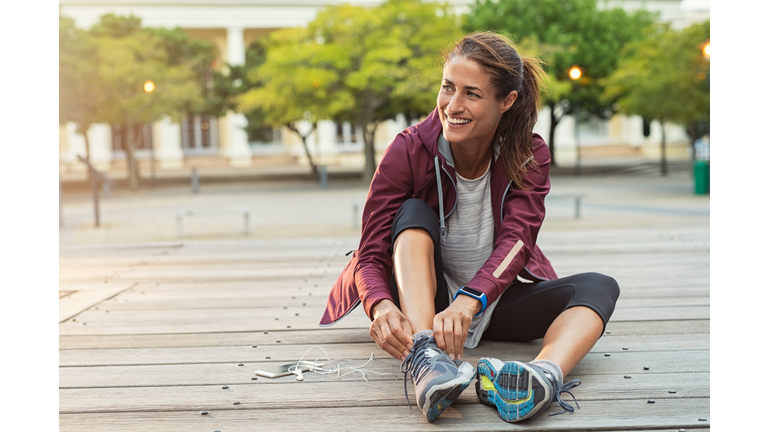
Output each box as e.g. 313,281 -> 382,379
59,0 -> 710,177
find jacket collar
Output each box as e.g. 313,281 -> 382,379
437,129 -> 502,169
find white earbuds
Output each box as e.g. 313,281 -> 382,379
293,369 -> 304,381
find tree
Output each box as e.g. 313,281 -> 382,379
604,21 -> 710,175
238,0 -> 463,183
59,15 -> 104,182
465,0 -> 656,166
237,27 -> 348,177
87,14 -> 208,190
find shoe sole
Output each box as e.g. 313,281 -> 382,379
475,359 -> 551,422
422,361 -> 476,422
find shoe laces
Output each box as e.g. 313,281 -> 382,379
547,375 -> 582,416
400,335 -> 436,409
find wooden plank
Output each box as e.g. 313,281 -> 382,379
603,319 -> 708,336
58,303 -> 711,336
59,350 -> 709,388
58,398 -> 710,432
60,284 -> 137,323
82,291 -> 709,312
58,319 -> 709,350
59,371 -> 709,413
59,334 -> 709,367
611,306 -> 709,321
614,286 -> 709,298
59,328 -> 373,350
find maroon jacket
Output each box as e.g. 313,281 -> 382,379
320,108 -> 557,326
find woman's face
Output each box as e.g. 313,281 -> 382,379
437,56 -> 517,152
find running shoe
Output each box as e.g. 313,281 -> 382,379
475,358 -> 581,422
401,332 -> 476,422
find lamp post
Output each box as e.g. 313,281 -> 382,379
144,80 -> 157,185
568,65 -> 583,176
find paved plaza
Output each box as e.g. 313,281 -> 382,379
59,168 -> 709,245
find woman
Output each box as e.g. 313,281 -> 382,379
320,32 -> 619,424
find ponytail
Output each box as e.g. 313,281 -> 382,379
498,55 -> 544,190
444,32 -> 545,190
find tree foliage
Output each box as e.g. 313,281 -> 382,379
60,13 -> 221,190
59,15 -> 103,166
465,0 -> 656,165
604,20 -> 710,173
238,0 -> 463,183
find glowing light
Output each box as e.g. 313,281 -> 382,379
144,80 -> 155,92
702,39 -> 710,59
568,65 -> 582,81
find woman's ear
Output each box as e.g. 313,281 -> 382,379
500,90 -> 518,113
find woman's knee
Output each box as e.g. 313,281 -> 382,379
573,272 -> 620,304
391,198 -> 440,245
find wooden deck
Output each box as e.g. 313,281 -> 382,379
59,226 -> 710,431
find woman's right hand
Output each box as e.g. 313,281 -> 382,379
369,299 -> 414,361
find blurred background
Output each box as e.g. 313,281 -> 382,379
58,0 -> 710,243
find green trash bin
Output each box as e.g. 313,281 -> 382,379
693,160 -> 709,195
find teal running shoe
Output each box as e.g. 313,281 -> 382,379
475,358 -> 581,422
401,333 -> 476,422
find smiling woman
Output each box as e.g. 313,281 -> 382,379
321,31 -> 620,425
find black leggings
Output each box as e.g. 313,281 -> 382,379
388,198 -> 620,342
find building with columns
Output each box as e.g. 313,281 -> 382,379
59,0 -> 710,178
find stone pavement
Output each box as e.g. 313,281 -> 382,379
59,169 -> 709,246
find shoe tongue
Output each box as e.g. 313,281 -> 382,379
413,329 -> 434,340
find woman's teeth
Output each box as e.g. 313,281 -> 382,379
447,116 -> 470,125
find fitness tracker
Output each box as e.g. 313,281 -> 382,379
453,286 -> 488,316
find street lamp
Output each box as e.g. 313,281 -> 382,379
568,65 -> 583,81
702,39 -> 710,60
569,65 -> 583,176
143,79 -> 156,182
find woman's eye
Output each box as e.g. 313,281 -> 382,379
467,91 -> 478,98
442,85 -> 453,92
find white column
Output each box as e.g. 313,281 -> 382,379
553,114 -> 577,167
88,123 -> 113,171
153,117 -> 184,169
224,27 -> 252,167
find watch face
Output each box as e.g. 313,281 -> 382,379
463,287 -> 484,297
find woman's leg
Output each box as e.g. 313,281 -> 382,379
482,272 -> 620,377
392,228 -> 437,332
388,198 -> 450,330
534,306 -> 604,377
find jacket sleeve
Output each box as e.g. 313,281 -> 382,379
465,135 -> 551,305
355,135 -> 418,320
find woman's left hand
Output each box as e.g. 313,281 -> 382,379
432,295 -> 481,360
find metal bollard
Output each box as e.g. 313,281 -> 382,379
319,165 -> 328,189
191,168 -> 199,194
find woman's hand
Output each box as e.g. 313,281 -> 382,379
433,295 -> 481,360
369,299 -> 414,361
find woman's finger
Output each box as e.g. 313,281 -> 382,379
442,318 -> 456,360
453,320 -> 464,360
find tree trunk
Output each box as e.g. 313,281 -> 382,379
123,122 -> 139,191
79,124 -> 92,185
548,102 -> 561,167
660,121 -> 668,177
361,121 -> 379,186
288,123 -> 318,178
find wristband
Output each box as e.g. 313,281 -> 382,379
453,286 -> 488,316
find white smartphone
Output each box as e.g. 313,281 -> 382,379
254,361 -> 325,378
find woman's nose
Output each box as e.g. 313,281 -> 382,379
447,94 -> 462,112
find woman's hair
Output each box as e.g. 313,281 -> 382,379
443,31 -> 545,190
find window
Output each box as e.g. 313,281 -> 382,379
111,124 -> 153,152
181,115 -> 218,154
